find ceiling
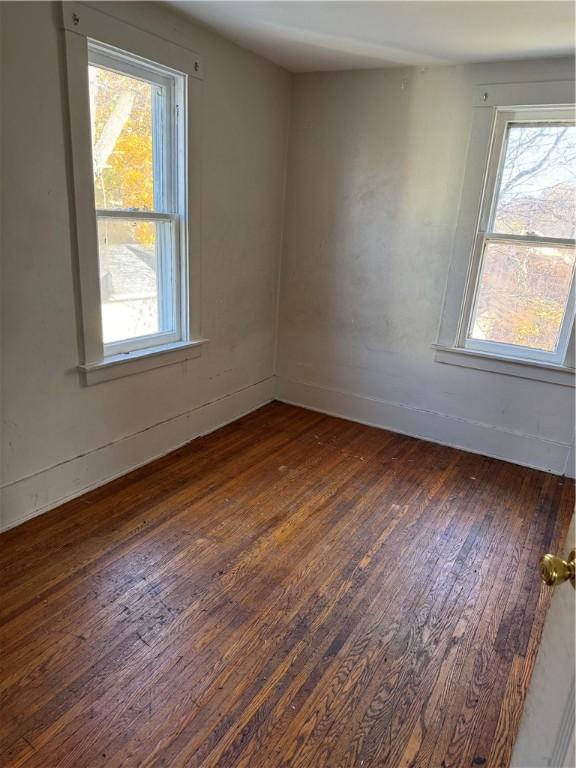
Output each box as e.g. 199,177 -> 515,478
169,1 -> 574,72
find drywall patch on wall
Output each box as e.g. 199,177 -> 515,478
277,376 -> 574,475
1,376 -> 275,532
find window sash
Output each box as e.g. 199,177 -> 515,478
459,107 -> 576,365
487,117 -> 575,236
97,212 -> 181,356
464,235 -> 576,365
88,43 -> 176,217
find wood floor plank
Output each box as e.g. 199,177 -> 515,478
321,460 -> 510,768
0,402 -> 572,768
406,466 -> 530,768
426,469 -> 551,768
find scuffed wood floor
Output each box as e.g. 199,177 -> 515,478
0,403 -> 572,768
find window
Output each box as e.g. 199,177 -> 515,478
88,41 -> 186,356
63,1 -> 205,384
460,108 -> 575,365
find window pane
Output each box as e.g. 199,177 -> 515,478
492,123 -> 576,239
469,241 -> 575,352
89,65 -> 158,211
98,218 -> 175,345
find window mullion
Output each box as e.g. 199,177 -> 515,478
484,232 -> 576,248
96,209 -> 173,221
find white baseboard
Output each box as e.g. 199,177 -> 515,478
0,377 -> 276,532
277,376 -> 574,476
3,373 -> 571,532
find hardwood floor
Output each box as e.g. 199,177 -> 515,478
0,402 -> 573,768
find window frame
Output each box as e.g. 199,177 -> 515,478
62,1 -> 206,385
434,79 -> 576,386
458,107 -> 576,366
89,41 -> 186,357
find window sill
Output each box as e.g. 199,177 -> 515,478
79,338 -> 208,385
432,344 -> 575,387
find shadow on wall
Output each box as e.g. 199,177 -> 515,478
279,65 -> 470,405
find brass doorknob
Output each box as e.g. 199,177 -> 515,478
539,549 -> 575,589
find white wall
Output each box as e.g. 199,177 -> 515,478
1,4 -> 573,533
277,59 -> 575,476
0,1 -> 290,530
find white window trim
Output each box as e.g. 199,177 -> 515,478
62,2 -> 207,385
435,79 -> 576,387
433,344 -> 575,387
78,339 -> 206,386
